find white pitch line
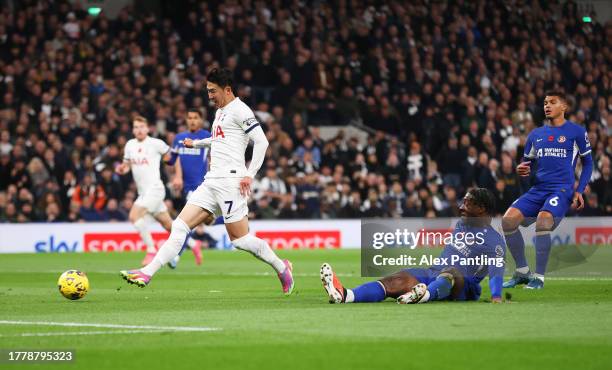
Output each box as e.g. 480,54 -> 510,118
4,270 -> 612,280
0,330 -> 170,337
0,320 -> 221,332
543,277 -> 612,281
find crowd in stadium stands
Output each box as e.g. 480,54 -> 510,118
0,0 -> 610,225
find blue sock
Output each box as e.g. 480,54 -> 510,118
535,231 -> 552,275
505,229 -> 528,269
352,281 -> 386,302
426,276 -> 453,301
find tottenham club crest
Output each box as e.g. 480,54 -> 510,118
557,135 -> 566,143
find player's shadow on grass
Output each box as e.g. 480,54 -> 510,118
546,244 -> 599,273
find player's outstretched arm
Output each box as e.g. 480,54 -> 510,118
183,138 -> 211,148
573,153 -> 593,210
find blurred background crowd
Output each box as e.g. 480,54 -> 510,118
0,0 -> 610,223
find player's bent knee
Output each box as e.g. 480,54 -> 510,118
501,218 -> 516,233
203,212 -> 216,226
129,206 -> 146,223
133,217 -> 148,231
440,267 -> 461,284
535,212 -> 554,231
441,267 -> 466,299
380,271 -> 417,298
502,212 -> 521,232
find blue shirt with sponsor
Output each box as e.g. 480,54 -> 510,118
523,121 -> 591,190
169,129 -> 211,192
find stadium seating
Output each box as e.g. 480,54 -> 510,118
0,1 -> 609,222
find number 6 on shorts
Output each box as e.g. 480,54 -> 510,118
549,196 -> 559,207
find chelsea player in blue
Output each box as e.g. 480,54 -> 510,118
166,108 -> 211,269
502,91 -> 593,289
321,188 -> 506,304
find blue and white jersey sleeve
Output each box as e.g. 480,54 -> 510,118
576,127 -> 591,157
574,126 -> 593,194
523,131 -> 536,161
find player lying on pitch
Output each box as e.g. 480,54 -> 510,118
321,188 -> 506,304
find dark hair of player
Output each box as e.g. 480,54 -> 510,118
207,68 -> 234,90
468,187 -> 496,216
544,90 -> 568,104
187,108 -> 202,117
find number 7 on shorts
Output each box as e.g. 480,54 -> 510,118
224,200 -> 233,214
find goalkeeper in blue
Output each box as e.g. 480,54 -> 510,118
502,91 -> 592,290
165,108 -> 211,269
321,188 -> 506,304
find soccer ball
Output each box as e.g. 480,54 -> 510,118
57,270 -> 89,300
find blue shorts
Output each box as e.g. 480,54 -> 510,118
403,268 -> 482,301
511,186 -> 573,220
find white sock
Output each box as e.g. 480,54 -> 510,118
141,218 -> 191,276
345,289 -> 355,303
418,289 -> 431,303
534,273 -> 545,282
516,267 -> 530,274
232,234 -> 286,273
186,237 -> 197,249
134,217 -> 155,253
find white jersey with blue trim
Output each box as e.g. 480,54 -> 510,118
523,120 -> 591,189
123,136 -> 169,195
206,97 -> 261,179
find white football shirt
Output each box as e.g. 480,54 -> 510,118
207,97 -> 261,178
123,136 -> 169,194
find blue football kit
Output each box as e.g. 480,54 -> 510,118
167,129 -> 211,259
512,120 -> 592,219
504,120 -> 593,284
403,220 -> 506,301
347,220 -> 506,303
169,129 -> 211,196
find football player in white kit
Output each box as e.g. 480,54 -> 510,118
120,68 -> 295,294
115,116 -> 174,266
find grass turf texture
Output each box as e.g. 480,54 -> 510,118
0,249 -> 611,370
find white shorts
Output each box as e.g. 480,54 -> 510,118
187,177 -> 248,223
134,188 -> 167,215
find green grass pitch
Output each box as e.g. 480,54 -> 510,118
1,249 -> 611,370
